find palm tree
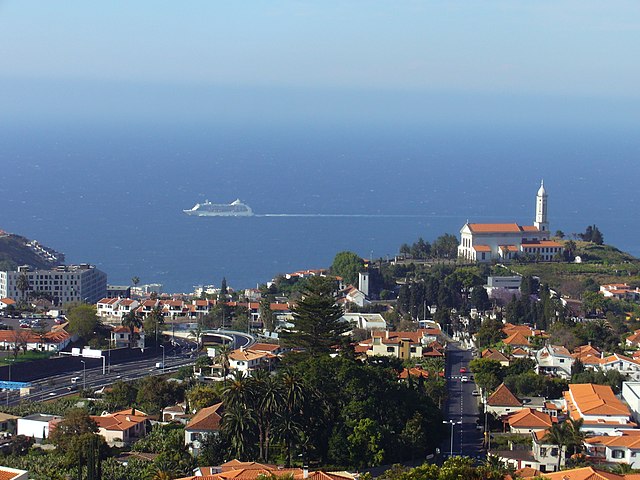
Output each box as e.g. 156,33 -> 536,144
188,322 -> 204,349
250,370 -> 283,461
543,423 -> 568,471
121,310 -> 143,348
216,344 -> 232,383
274,408 -> 303,467
564,418 -> 585,456
149,468 -> 173,480
222,402 -> 256,460
131,276 -> 140,291
223,370 -> 251,407
16,273 -> 30,302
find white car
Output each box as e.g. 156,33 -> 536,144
461,376 -> 469,383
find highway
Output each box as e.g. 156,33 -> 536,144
442,342 -> 484,459
5,329 -> 255,406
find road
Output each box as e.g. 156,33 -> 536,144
3,329 -> 255,405
442,342 -> 484,459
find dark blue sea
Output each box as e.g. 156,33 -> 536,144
1,85 -> 639,292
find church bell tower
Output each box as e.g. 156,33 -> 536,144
534,180 -> 549,232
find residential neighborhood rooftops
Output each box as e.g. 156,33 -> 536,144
185,402 -> 223,432
506,407 -> 555,429
487,383 -> 522,407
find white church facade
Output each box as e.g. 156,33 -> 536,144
457,181 -> 563,263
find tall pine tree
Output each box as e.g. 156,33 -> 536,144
281,276 -> 348,355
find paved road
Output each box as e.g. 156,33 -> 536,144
442,342 -> 484,459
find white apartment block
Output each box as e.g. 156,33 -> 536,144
0,264 -> 107,305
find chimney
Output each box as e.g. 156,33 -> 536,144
385,330 -> 389,339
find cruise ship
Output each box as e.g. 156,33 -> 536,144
183,199 -> 254,217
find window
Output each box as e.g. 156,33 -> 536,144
410,347 -> 416,353
612,450 -> 625,459
387,347 -> 395,353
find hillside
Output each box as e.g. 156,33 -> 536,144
507,241 -> 640,299
0,232 -> 65,271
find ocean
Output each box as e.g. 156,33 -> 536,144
1,88 -> 639,293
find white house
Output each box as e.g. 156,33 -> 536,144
564,383 -> 635,435
184,402 -> 223,456
584,433 -> 640,468
622,382 -> 640,422
458,181 -> 563,263
228,348 -> 276,376
340,313 -> 387,331
535,345 -> 574,379
17,413 -> 62,442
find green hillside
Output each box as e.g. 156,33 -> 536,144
507,241 -> 640,298
0,233 -> 65,271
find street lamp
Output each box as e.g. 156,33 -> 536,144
443,420 -> 462,457
160,345 -> 165,374
80,360 -> 86,390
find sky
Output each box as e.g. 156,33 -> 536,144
1,1 -> 639,98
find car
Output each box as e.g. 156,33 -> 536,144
459,367 -> 467,374
472,390 -> 480,396
461,376 -> 469,383
19,323 -> 30,328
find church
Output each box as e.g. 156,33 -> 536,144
457,181 -> 564,263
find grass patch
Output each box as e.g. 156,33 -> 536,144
0,350 -> 55,366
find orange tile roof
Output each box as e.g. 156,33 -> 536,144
186,402 -> 223,431
487,383 -> 522,407
503,332 -> 531,346
482,348 -> 509,363
250,343 -> 280,353
399,367 -> 430,379
516,467 -> 541,478
506,408 -> 554,429
468,223 -> 526,233
537,466 -> 630,480
91,409 -> 148,432
0,468 -> 28,480
472,245 -> 492,252
586,434 -> 640,449
567,383 -> 631,417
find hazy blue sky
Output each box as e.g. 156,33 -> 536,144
2,1 -> 639,95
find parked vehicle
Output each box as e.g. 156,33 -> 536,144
461,376 -> 469,383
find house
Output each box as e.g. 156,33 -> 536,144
505,408 -> 555,434
91,408 -> 149,446
503,332 -> 531,350
621,382 -> 640,422
17,413 -> 62,442
228,348 -> 276,376
600,283 -> 640,301
584,431 -> 640,468
184,402 -> 223,456
531,429 -> 565,472
340,313 -> 387,331
0,413 -> 18,435
0,329 -> 71,352
162,404 -> 190,424
110,326 -> 142,349
536,466 -> 640,480
365,329 -> 443,360
176,460 -> 356,480
486,383 -> 523,417
249,343 -> 284,356
482,348 -> 510,366
0,298 -> 16,310
0,466 -> 28,480
342,286 -> 368,308
535,345 -> 574,379
600,354 -> 640,381
564,383 -> 635,434
626,329 -> 640,348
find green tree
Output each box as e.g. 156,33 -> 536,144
543,423 -> 569,471
474,317 -> 506,348
121,310 -> 143,347
259,297 -> 277,332
144,306 -> 165,345
431,234 -> 459,259
331,251 -> 364,286
67,304 -> 100,340
103,380 -> 138,410
16,273 -> 31,302
469,358 -> 504,392
131,276 -> 140,289
347,418 -> 385,469
281,276 -> 348,355
186,384 -> 220,411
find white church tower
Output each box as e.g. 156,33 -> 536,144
534,180 -> 549,232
